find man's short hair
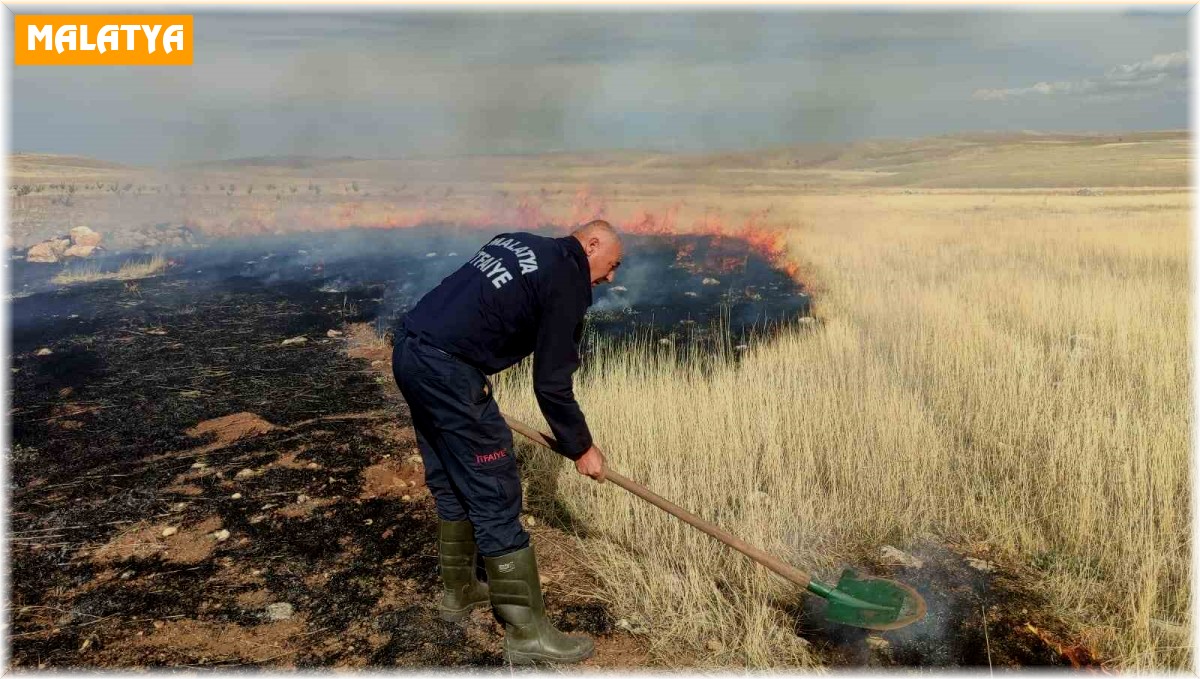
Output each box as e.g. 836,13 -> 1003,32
574,220 -> 618,238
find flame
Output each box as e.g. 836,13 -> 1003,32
713,256 -> 748,274
621,204 -> 680,236
181,188 -> 803,282
673,242 -> 697,271
1022,623 -> 1104,670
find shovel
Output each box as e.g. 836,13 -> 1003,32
502,413 -> 927,631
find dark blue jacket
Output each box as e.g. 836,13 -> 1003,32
402,232 -> 594,459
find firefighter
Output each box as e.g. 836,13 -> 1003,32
392,220 -> 621,664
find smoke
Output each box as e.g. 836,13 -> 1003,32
783,539 -> 1089,668
13,9 -> 1184,164
11,226 -> 808,352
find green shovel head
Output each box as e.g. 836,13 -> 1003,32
823,568 -> 928,631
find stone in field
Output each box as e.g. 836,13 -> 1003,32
880,545 -> 924,568
69,226 -> 103,247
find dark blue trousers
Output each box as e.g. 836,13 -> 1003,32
392,332 -> 530,557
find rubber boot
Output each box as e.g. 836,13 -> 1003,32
484,545 -> 594,664
437,519 -> 490,622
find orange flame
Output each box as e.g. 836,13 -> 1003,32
182,189 -> 802,282
1022,623 -> 1105,670
621,204 -> 680,236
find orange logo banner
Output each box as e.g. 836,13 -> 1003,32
15,15 -> 193,66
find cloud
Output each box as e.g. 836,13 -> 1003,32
973,51 -> 1187,101
12,11 -> 1188,163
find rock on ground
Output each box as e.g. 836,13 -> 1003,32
64,244 -> 97,258
69,226 -> 103,248
880,545 -> 924,568
264,602 -> 294,621
26,238 -> 71,263
965,557 -> 994,572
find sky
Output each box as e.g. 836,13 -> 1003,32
6,6 -> 1191,165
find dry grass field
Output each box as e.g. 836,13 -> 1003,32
490,138 -> 1190,670
6,130 -> 1188,250
7,130 -> 1191,669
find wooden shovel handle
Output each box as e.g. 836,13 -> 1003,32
502,413 -> 813,590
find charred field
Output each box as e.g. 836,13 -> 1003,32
5,138 -> 1185,671
5,225 -> 809,669
5,225 -> 1104,669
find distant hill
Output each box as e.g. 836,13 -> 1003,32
183,155 -> 360,170
8,130 -> 1190,189
10,153 -> 132,177
662,130 -> 1188,168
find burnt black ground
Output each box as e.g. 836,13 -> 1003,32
8,228 -> 1106,670
7,259 -> 485,667
7,229 -> 1101,669
8,227 -> 812,669
10,225 -> 811,350
3,260 -> 580,666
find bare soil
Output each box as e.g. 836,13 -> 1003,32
184,412 -> 276,446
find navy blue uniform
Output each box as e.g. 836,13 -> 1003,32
393,232 -> 593,557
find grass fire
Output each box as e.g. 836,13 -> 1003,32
5,8 -> 1190,673
7,131 -> 1187,669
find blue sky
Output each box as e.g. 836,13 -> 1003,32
8,7 -> 1190,164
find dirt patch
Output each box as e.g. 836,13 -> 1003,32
305,619 -> 396,668
163,517 -> 226,565
274,496 -> 337,519
266,447 -> 317,471
185,412 -> 276,447
360,459 -> 425,499
85,516 -> 224,566
87,522 -> 170,564
586,632 -> 653,668
111,616 -> 310,666
370,575 -> 426,612
375,418 -> 417,449
236,589 -> 273,608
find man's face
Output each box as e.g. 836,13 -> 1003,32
585,237 -> 622,286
